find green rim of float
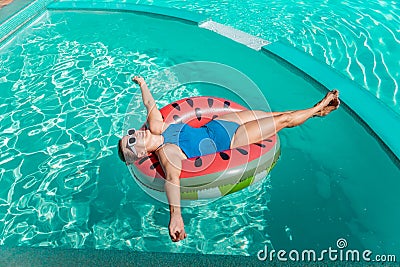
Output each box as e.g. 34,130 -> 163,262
128,96 -> 280,200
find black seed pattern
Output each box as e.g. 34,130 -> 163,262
172,103 -> 180,111
224,101 -> 230,108
194,157 -> 202,167
186,98 -> 194,107
195,108 -> 202,121
173,115 -> 181,122
236,148 -> 248,155
161,115 -> 165,120
265,139 -> 272,142
212,115 -> 218,120
207,98 -> 214,108
150,162 -> 160,170
254,143 -> 266,148
219,152 -> 230,160
138,156 -> 150,165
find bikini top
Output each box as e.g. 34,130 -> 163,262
161,123 -> 217,158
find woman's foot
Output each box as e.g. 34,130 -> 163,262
313,90 -> 340,117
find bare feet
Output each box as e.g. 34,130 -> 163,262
314,90 -> 340,117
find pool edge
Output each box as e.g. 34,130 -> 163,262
0,246 -> 265,267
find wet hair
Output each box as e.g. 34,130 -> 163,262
118,138 -> 139,163
117,139 -> 126,162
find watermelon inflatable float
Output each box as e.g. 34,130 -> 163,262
128,96 -> 280,199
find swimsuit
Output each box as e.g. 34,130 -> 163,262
161,120 -> 240,158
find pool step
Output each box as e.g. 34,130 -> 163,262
199,20 -> 270,51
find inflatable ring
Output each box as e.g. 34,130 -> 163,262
128,96 -> 280,200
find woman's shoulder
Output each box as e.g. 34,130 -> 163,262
148,120 -> 171,135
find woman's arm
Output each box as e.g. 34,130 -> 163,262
156,145 -> 187,242
132,76 -> 163,134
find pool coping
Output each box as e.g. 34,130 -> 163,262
1,246 -> 397,266
0,246 -> 265,266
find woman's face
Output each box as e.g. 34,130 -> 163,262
122,130 -> 151,164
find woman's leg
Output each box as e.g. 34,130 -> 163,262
217,110 -> 292,125
218,90 -> 340,126
230,90 -> 339,148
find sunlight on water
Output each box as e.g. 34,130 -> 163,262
0,7 -> 399,257
0,12 -> 275,254
133,0 -> 400,113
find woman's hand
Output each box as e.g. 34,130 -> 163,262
169,212 -> 187,242
132,74 -> 163,133
132,75 -> 145,86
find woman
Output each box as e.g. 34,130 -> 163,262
118,76 -> 340,242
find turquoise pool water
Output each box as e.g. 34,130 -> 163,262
61,0 -> 400,115
0,3 -> 399,260
156,0 -> 400,115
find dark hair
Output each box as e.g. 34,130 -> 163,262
117,139 -> 126,162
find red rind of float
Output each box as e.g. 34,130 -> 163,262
133,96 -> 278,181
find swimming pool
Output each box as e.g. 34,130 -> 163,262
0,0 -> 399,263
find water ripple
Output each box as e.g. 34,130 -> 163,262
135,0 -> 400,113
0,12 -> 223,252
1,0 -> 398,255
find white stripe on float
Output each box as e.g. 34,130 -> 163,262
253,169 -> 269,184
197,187 -> 222,199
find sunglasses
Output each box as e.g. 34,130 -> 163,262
126,128 -> 137,155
